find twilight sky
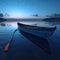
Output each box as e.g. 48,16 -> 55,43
0,0 -> 60,18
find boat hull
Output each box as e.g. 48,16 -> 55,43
17,23 -> 56,39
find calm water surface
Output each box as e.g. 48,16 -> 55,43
0,21 -> 60,60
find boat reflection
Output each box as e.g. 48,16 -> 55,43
19,30 -> 51,55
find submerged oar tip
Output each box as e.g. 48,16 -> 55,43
4,43 -> 10,52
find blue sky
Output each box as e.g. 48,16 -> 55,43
0,0 -> 60,18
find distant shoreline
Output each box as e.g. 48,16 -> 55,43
0,17 -> 60,22
43,17 -> 60,22
5,18 -> 43,21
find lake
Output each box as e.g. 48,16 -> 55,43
0,20 -> 60,60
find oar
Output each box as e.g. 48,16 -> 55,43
4,29 -> 18,52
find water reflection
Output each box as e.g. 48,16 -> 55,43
19,30 -> 51,55
0,22 -> 11,27
0,21 -> 60,60
45,21 -> 60,26
0,23 -> 6,27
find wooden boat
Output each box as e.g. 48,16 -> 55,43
17,22 -> 56,39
